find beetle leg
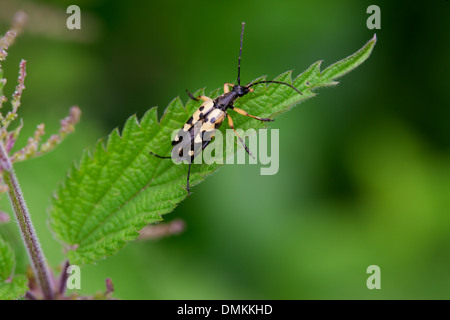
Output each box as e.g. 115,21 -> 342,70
186,90 -> 199,101
231,106 -> 274,122
227,114 -> 255,159
149,151 -> 171,159
224,83 -> 234,93
186,162 -> 192,195
186,90 -> 210,102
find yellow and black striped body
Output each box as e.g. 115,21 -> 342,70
171,94 -> 229,163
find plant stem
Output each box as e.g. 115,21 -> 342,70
0,142 -> 54,299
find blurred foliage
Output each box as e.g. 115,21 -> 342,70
0,0 -> 449,299
0,236 -> 28,299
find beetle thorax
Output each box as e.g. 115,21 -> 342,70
214,91 -> 238,111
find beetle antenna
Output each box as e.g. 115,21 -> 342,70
248,80 -> 303,95
237,22 -> 245,86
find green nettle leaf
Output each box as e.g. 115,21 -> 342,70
50,35 -> 376,265
0,275 -> 28,300
0,237 -> 14,281
0,237 -> 28,300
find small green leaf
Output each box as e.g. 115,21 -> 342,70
0,274 -> 28,300
0,237 -> 28,300
0,236 -> 14,281
50,35 -> 376,265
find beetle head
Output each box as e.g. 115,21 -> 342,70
233,84 -> 251,97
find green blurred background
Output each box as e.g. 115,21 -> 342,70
0,0 -> 449,299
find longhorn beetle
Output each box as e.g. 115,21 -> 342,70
151,22 -> 302,195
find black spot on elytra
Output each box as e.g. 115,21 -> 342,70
186,116 -> 193,125
199,106 -> 204,111
210,117 -> 216,123
199,113 -> 204,119
172,135 -> 183,145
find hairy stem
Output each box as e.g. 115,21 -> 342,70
0,142 -> 54,299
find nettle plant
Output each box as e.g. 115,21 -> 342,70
0,15 -> 376,299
